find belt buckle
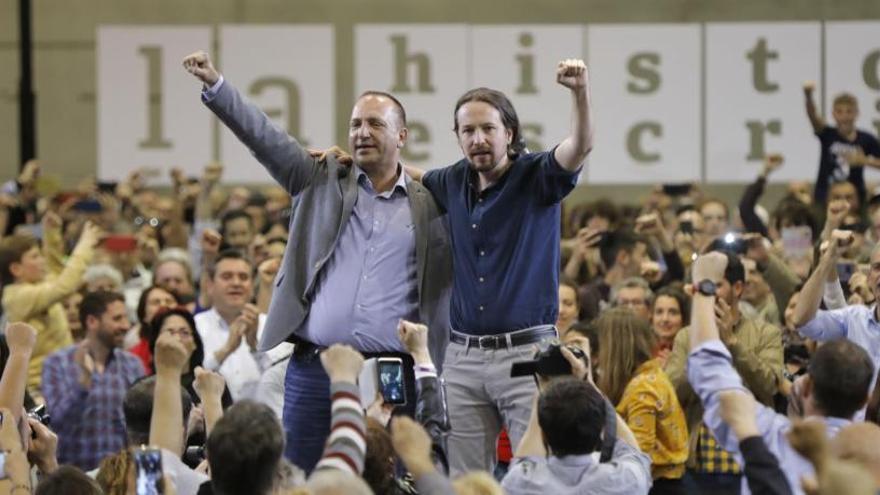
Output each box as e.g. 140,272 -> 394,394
477,335 -> 495,350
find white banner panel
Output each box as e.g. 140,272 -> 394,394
825,21 -> 880,184
587,24 -> 700,184
706,23 -> 822,183
97,27 -> 212,183
219,25 -> 335,184
355,24 -> 468,170
470,25 -> 583,160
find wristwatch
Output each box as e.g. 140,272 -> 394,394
696,279 -> 717,297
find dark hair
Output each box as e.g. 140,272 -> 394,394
652,286 -> 691,327
580,199 -> 620,230
124,375 -> 194,446
773,199 -> 818,241
363,417 -> 395,494
136,285 -> 180,326
567,321 -> 599,357
599,229 -> 641,270
207,400 -> 284,495
722,252 -> 746,285
453,87 -> 525,160
0,234 -> 39,284
207,249 -> 253,280
808,340 -> 874,419
79,290 -> 126,329
220,209 -> 254,235
146,306 -> 205,375
538,378 -> 606,456
36,465 -> 103,495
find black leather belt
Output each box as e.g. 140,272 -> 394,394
450,326 -> 557,350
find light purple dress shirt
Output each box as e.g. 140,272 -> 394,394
203,77 -> 418,352
296,166 -> 418,352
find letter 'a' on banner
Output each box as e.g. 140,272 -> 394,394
706,23 -> 821,183
97,27 -> 212,184
825,21 -> 880,183
355,24 -> 468,171
587,24 -> 700,184
219,25 -> 335,184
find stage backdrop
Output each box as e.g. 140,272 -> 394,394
96,22 -> 880,184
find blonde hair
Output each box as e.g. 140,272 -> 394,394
453,471 -> 504,495
96,448 -> 134,495
596,307 -> 656,405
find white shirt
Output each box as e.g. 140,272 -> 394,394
196,308 -> 273,401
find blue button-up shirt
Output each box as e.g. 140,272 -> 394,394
798,304 -> 880,375
688,340 -> 850,495
296,166 -> 418,352
422,150 -> 579,335
42,345 -> 145,471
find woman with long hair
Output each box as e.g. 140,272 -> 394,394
650,286 -> 690,366
597,307 -> 688,495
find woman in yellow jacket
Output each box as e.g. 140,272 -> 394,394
0,215 -> 100,401
597,307 -> 689,495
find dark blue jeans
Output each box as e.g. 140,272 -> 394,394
282,354 -> 332,473
281,349 -> 417,473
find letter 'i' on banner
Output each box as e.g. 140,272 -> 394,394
355,24 -> 468,170
706,23 -> 821,183
587,24 -> 700,184
219,25 -> 335,184
97,27 -> 213,183
825,21 -> 880,183
470,25 -> 583,173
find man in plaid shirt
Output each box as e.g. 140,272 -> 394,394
42,290 -> 144,471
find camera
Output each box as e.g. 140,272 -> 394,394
28,404 -> 50,435
510,343 -> 588,378
182,445 -> 206,468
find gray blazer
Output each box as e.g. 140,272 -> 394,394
205,81 -> 452,367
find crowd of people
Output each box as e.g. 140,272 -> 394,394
0,48 -> 877,494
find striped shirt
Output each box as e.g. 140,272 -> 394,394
313,381 -> 367,475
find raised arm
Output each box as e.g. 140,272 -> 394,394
792,230 -> 851,331
193,366 -> 226,438
0,324 -> 36,426
398,321 -> 450,472
3,222 -> 99,322
803,81 -> 825,133
183,51 -> 319,196
553,59 -> 593,171
150,332 -> 195,457
313,345 -> 367,475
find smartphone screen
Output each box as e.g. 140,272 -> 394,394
377,359 -> 406,405
134,447 -> 163,495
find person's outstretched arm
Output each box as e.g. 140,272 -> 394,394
553,59 -> 593,171
183,51 -> 319,196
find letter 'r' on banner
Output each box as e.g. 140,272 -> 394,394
706,23 -> 821,183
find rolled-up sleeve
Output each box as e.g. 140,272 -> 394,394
797,308 -> 850,342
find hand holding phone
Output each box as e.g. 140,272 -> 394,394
134,446 -> 164,495
377,358 -> 406,405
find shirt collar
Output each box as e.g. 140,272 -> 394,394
355,164 -> 408,198
548,453 -> 596,469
